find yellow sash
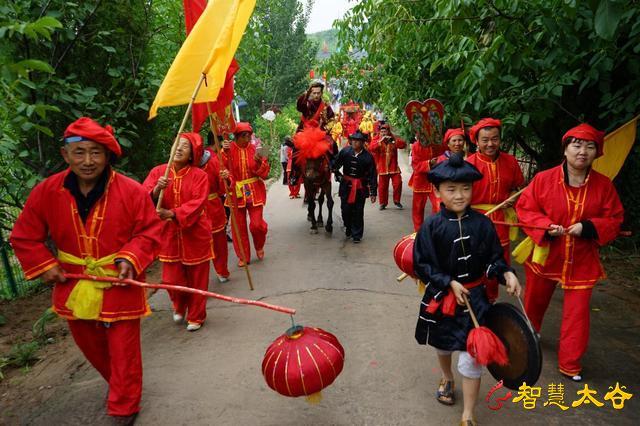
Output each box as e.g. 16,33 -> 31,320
512,237 -> 550,266
235,177 -> 260,198
207,193 -> 219,200
472,204 -> 519,241
58,250 -> 118,320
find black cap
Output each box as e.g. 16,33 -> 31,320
427,153 -> 483,185
349,130 -> 368,141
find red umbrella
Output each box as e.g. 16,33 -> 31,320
463,294 -> 508,366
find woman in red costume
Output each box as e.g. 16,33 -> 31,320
144,132 -> 214,332
516,123 -> 624,382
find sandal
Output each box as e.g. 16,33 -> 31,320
436,378 -> 455,405
459,420 -> 477,426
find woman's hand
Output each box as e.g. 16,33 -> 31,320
503,271 -> 522,297
450,280 -> 469,305
157,208 -> 175,221
220,169 -> 230,180
548,224 -> 564,236
153,176 -> 170,198
566,222 -> 583,237
222,140 -> 231,150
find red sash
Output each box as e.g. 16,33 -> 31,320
425,278 -> 484,317
302,101 -> 326,128
343,176 -> 363,204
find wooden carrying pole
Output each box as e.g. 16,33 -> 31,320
156,73 -> 207,210
207,105 -> 254,291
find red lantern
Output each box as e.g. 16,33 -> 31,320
262,326 -> 345,403
393,233 -> 416,278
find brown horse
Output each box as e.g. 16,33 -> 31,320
303,155 -> 334,234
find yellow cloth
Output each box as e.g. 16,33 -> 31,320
148,0 -> 256,119
472,204 -> 519,241
592,115 -> 638,179
208,193 -> 219,200
512,237 -> 550,266
58,250 -> 118,320
235,177 -> 260,198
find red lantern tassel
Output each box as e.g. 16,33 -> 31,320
462,294 -> 509,366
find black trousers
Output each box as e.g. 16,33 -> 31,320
281,162 -> 288,185
340,194 -> 366,239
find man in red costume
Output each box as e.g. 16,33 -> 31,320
201,134 -> 230,283
144,133 -> 214,332
221,122 -> 270,266
516,123 -> 624,382
408,141 -> 440,231
10,117 -> 162,424
467,118 -> 525,301
369,122 -> 406,210
297,80 -> 335,132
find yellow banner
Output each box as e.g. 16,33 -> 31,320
148,0 -> 256,120
592,115 -> 638,179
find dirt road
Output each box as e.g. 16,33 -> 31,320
1,153 -> 638,425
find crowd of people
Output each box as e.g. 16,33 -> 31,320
7,80 -> 625,425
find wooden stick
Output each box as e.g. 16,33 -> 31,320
396,272 -> 409,282
462,293 -> 480,328
206,105 -> 255,291
491,220 -> 631,237
483,188 -> 525,216
63,273 -> 292,315
156,73 -> 207,210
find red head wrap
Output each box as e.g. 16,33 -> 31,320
562,123 -> 605,158
442,128 -> 465,147
469,118 -> 501,145
178,132 -> 204,166
63,117 -> 122,157
234,122 -> 253,134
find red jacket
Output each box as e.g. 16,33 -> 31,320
222,142 -> 270,208
516,164 -> 624,289
409,143 -> 439,193
369,135 -> 406,175
202,148 -> 227,233
10,169 -> 162,321
143,164 -> 214,265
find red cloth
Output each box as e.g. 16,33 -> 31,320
378,173 -> 402,206
231,204 -> 267,263
201,148 -> 227,232
562,123 -> 605,157
180,132 -> 204,166
516,164 -> 624,289
212,229 -> 229,278
143,164 -> 214,265
469,118 -> 501,145
222,142 -> 270,208
64,117 -> 122,157
369,134 -> 406,174
425,278 -> 484,316
10,169 -> 162,321
343,176 -> 363,204
412,192 -> 430,231
235,122 -> 253,134
467,152 -> 525,246
289,182 -> 301,197
442,128 -> 465,147
162,261 -> 210,324
524,266 -> 593,376
68,319 -> 142,416
409,143 -> 438,193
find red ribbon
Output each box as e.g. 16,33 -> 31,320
343,176 -> 363,204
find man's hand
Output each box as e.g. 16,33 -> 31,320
429,158 -> 438,167
222,140 -> 231,150
501,199 -> 515,208
115,260 -> 134,285
153,176 -> 170,198
158,208 -> 175,221
503,271 -> 522,297
566,222 -> 583,237
40,265 -> 66,285
220,169 -> 230,180
449,280 -> 469,305
548,224 -> 564,237
370,196 -> 377,204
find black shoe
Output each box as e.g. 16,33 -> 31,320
110,413 -> 138,426
394,202 -> 403,209
345,229 -> 352,238
226,233 -> 232,242
379,204 -> 387,210
353,237 -> 361,243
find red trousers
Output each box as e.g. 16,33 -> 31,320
412,192 -> 430,231
231,204 -> 267,263
524,266 -> 593,376
67,319 -> 141,416
162,261 -> 210,324
289,183 -> 301,197
378,173 -> 402,206
212,230 -> 229,278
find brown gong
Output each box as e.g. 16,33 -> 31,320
484,302 -> 542,390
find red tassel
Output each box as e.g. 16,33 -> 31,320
293,127 -> 331,166
466,327 -> 509,366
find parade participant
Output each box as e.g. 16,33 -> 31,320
202,134 -> 230,283
10,117 -> 162,423
408,141 -> 440,231
280,139 -> 289,185
515,123 -> 624,382
144,132 -> 213,332
431,128 -> 467,213
467,118 -> 524,301
369,122 -> 406,210
285,138 -> 302,199
220,122 -> 270,265
413,153 -> 521,425
296,80 -> 335,132
332,130 -> 378,243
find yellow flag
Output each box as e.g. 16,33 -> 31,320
148,0 -> 256,120
592,115 -> 638,179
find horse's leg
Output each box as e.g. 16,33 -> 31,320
308,195 -> 318,234
305,182 -> 313,221
317,189 -> 324,228
325,183 -> 334,234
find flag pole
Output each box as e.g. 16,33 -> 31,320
156,73 -> 207,210
207,105 -> 255,291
